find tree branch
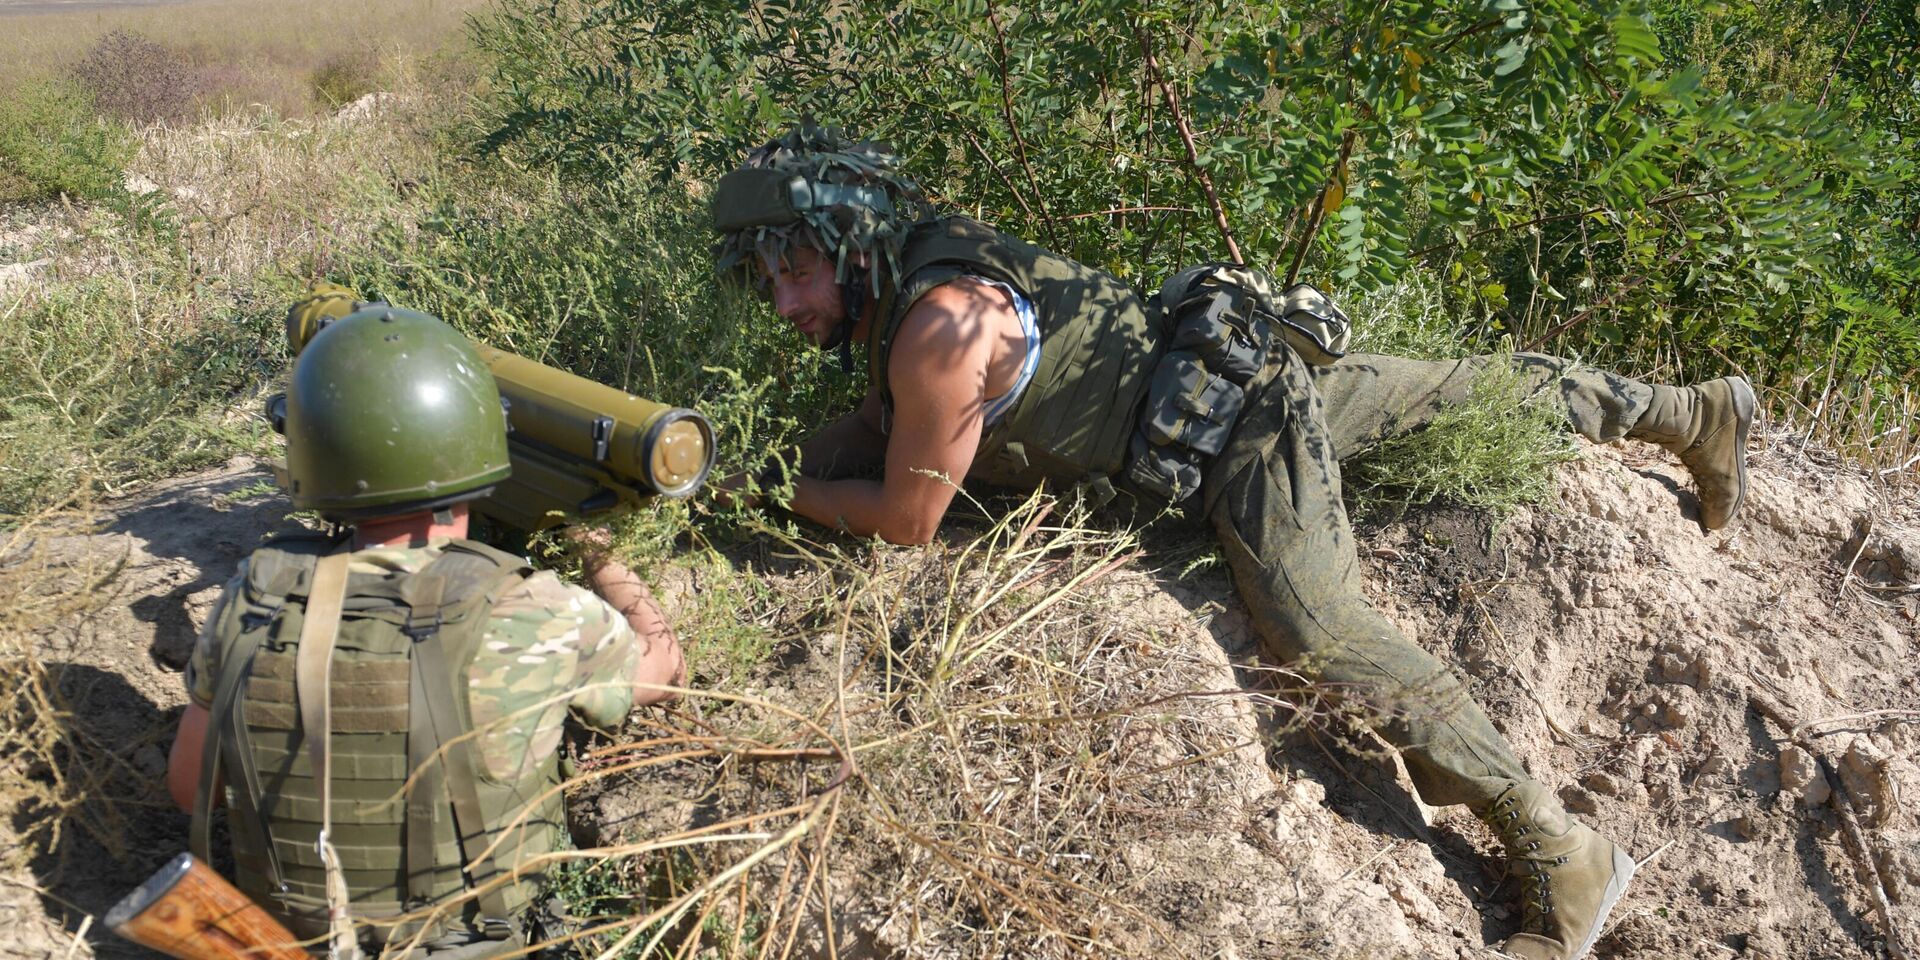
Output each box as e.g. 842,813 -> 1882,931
1138,24 -> 1243,265
1412,187 -> 1724,260
1437,17 -> 1504,55
1049,205 -> 1197,222
1519,275 -> 1647,353
985,0 -> 1062,250
1285,127 -> 1356,285
1818,0 -> 1879,111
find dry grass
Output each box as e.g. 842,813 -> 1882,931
0,497 -> 131,870
0,0 -> 488,119
0,69 -> 450,513
483,490 -> 1347,959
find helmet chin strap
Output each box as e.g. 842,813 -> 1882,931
824,271 -> 869,375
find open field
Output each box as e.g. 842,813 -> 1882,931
0,0 -> 487,118
0,1 -> 190,16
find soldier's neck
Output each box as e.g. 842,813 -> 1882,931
351,505 -> 471,549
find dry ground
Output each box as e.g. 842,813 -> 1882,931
3,428 -> 1915,959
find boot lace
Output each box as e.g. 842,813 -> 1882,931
1483,793 -> 1568,930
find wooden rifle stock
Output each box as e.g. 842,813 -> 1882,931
108,853 -> 309,960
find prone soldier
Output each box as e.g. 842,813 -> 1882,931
164,304 -> 684,957
709,125 -> 1755,960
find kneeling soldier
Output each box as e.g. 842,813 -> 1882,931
166,305 -> 684,957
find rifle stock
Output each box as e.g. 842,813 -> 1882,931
108,853 -> 309,960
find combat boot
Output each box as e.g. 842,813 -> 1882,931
1480,781 -> 1635,960
1631,377 -> 1755,532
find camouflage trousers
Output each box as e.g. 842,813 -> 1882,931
1201,351 -> 1653,809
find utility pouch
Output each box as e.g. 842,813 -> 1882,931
1166,282 -> 1270,385
1124,432 -> 1204,502
1157,264 -> 1351,368
1122,264 -> 1353,503
1140,351 -> 1244,456
1275,281 -> 1351,366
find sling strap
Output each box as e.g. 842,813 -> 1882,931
294,548 -> 361,960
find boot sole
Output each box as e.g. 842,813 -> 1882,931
1568,846 -> 1637,960
1713,376 -> 1755,532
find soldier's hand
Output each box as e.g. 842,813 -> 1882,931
559,524 -> 617,567
708,472 -> 760,509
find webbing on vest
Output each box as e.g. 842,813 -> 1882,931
401,567 -> 516,941
198,533 -> 551,952
192,534 -> 355,891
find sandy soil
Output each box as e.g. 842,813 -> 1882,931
4,433 -> 1917,959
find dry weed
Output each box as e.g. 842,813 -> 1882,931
123,100 -> 439,280
501,490 -> 1341,959
0,0 -> 488,119
0,496 -> 131,870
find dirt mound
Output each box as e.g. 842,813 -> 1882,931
5,437 -> 1916,959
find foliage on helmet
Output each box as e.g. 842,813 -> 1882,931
712,124 -> 929,299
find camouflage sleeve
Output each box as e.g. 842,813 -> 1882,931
555,582 -> 642,729
184,567 -> 248,708
469,573 -> 640,781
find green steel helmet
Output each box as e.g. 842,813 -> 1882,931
283,305 -> 510,520
711,123 -> 929,309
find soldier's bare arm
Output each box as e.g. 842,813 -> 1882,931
581,559 -> 684,704
785,281 -> 1008,545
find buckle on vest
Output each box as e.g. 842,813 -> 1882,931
479,917 -> 516,941
403,613 -> 442,641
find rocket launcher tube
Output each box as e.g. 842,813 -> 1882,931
475,346 -> 714,499
270,293 -> 717,531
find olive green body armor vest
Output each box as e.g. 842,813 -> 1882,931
868,217 -> 1163,488
189,533 -> 565,950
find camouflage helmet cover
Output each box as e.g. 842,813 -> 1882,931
711,124 -> 928,299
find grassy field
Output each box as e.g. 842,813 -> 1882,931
0,0 -> 487,118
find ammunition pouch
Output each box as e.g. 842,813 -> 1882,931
1124,264 -> 1352,502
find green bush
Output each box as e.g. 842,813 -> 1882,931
0,83 -> 135,202
470,0 -> 1917,469
0,265 -> 290,517
344,164 -> 861,483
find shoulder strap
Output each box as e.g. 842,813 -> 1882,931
869,217 -> 1032,435
190,596 -> 279,878
245,532 -> 337,598
294,548 -> 361,960
409,625 -> 518,939
191,537 -> 340,888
